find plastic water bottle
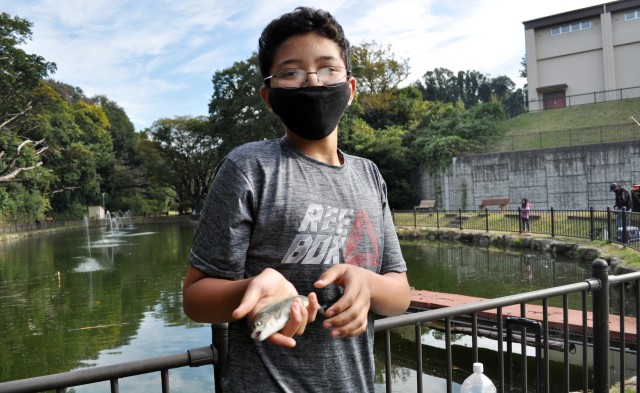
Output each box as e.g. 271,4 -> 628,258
460,362 -> 497,393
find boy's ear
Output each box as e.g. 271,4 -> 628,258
260,86 -> 273,112
347,77 -> 357,105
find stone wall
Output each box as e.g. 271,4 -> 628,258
414,140 -> 640,211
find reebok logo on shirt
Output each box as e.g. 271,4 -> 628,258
281,203 -> 380,268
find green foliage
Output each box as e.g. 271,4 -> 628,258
415,67 -> 515,110
351,41 -> 410,95
0,13 -> 514,222
340,119 -> 416,209
0,182 -> 49,224
0,13 -> 56,116
208,53 -> 281,157
0,13 -> 56,186
93,95 -> 137,162
412,100 -> 506,180
148,116 -> 221,213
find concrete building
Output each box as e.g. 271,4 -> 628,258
413,1 -> 640,210
524,0 -> 640,111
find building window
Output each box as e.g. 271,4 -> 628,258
550,20 -> 592,35
625,9 -> 640,20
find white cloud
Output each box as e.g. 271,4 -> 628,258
3,0 -> 606,129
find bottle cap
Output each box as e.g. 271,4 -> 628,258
473,362 -> 484,373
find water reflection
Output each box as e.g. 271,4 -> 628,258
0,222 -> 197,388
401,239 -> 592,300
0,225 -> 618,391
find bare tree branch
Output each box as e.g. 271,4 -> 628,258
49,186 -> 80,195
0,162 -> 42,182
0,138 -> 47,182
0,102 -> 32,130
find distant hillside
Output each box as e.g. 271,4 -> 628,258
488,98 -> 640,152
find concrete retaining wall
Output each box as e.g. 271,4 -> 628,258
414,140 -> 640,210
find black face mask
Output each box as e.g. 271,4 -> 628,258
268,84 -> 351,140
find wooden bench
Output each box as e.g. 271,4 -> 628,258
479,197 -> 510,210
414,200 -> 436,211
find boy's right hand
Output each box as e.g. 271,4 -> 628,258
232,268 -> 321,347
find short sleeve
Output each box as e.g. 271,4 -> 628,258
189,158 -> 255,280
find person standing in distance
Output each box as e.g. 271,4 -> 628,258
611,183 -> 632,240
182,7 -> 410,393
520,198 -> 532,235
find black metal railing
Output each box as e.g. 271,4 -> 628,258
0,259 -> 638,393
395,207 -> 640,252
485,121 -> 640,153
505,85 -> 640,120
0,345 -> 218,393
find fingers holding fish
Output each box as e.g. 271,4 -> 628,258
250,293 -> 323,347
264,299 -> 306,348
232,268 -> 298,321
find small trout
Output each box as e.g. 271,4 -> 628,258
251,295 -> 318,341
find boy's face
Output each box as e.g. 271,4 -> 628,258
260,32 -> 355,107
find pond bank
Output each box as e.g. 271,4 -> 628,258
396,226 -> 636,274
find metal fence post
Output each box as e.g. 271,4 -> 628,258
212,323 -> 228,393
484,208 -> 489,232
622,209 -> 628,245
592,259 -> 610,393
607,207 -> 612,243
589,207 -> 595,241
551,207 -> 555,238
413,208 -> 417,228
518,207 -> 522,233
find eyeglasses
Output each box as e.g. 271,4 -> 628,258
264,66 -> 350,89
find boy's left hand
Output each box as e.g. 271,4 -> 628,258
314,264 -> 372,338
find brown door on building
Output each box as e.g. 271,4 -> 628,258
543,91 -> 566,109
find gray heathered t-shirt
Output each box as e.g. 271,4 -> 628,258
189,137 -> 406,393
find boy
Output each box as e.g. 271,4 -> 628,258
182,7 -> 410,392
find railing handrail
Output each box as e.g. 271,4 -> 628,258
0,346 -> 216,393
373,279 -> 597,332
396,206 -> 640,252
1,259 -> 635,393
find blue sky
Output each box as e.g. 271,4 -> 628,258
3,0 -> 605,130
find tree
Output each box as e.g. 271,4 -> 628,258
415,68 -> 515,110
209,53 -> 281,157
340,117 -> 416,209
21,81 -> 114,217
350,41 -> 409,95
0,12 -> 56,183
93,95 -> 136,162
519,54 -> 527,78
149,116 -> 221,213
350,41 -> 411,129
414,67 -> 457,103
134,132 -> 176,215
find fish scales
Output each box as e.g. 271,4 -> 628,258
250,295 -> 309,341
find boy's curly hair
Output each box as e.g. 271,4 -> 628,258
258,7 -> 351,85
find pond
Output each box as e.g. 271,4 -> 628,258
0,222 -> 611,391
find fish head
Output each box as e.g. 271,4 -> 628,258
250,310 -> 285,341
250,296 -> 308,341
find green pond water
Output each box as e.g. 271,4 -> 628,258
0,221 -> 612,392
